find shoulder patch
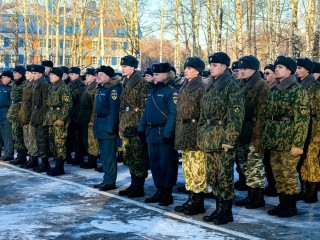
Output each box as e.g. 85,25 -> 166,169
300,106 -> 307,115
111,89 -> 118,100
173,92 -> 179,104
234,105 -> 241,113
63,96 -> 70,102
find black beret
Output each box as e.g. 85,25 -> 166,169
208,52 -> 230,67
264,64 -> 275,73
13,65 -> 26,76
231,61 -> 240,70
239,55 -> 260,70
61,66 -> 70,74
1,70 -> 13,79
50,67 -> 63,79
313,62 -> 320,73
184,57 -> 205,74
32,64 -> 45,74
41,60 -> 53,68
296,58 -> 314,73
96,65 -> 115,78
143,68 -> 153,77
69,67 -> 81,75
120,55 -> 139,68
86,68 -> 96,76
274,56 -> 297,75
152,62 -> 171,73
26,64 -> 34,72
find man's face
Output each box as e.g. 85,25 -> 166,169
45,66 -> 51,75
232,69 -> 241,80
62,73 -> 69,81
49,73 -> 60,84
209,63 -> 226,78
32,72 -> 43,81
13,71 -> 22,80
85,74 -> 96,84
69,73 -> 79,81
296,66 -> 309,79
264,69 -> 276,84
1,76 -> 11,85
275,64 -> 291,80
153,72 -> 168,84
240,68 -> 256,79
25,71 -> 33,81
184,67 -> 199,80
144,74 -> 154,83
96,72 -> 110,84
121,65 -> 134,77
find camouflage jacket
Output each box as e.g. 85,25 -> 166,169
262,75 -> 310,150
175,76 -> 204,150
68,77 -> 86,124
238,71 -> 270,144
44,79 -> 71,126
30,76 -> 50,126
119,70 -> 149,137
19,80 -> 34,125
300,74 -> 320,140
76,81 -> 97,125
7,77 -> 26,123
197,70 -> 245,152
87,81 -> 98,124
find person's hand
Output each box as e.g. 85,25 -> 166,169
222,144 -> 234,152
88,122 -> 93,127
290,147 -> 303,156
138,131 -> 146,140
54,119 -> 64,126
253,138 -> 261,153
313,137 -> 320,143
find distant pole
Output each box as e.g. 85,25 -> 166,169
160,0 -> 164,62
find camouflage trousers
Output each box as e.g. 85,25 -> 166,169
87,124 -> 99,157
237,144 -> 265,188
122,136 -> 148,178
23,124 -> 38,157
12,122 -> 27,154
182,150 -> 207,193
300,142 -> 320,182
49,124 -> 68,160
270,150 -> 300,195
205,150 -> 235,200
34,125 -> 49,158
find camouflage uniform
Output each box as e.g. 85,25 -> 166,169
119,70 -> 149,178
262,75 -> 310,195
197,70 -> 245,200
44,79 -> 71,160
175,76 -> 206,193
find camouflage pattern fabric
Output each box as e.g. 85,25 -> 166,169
35,125 -> 49,158
23,124 -> 38,156
245,144 -> 265,188
270,150 -> 300,194
182,150 -> 207,193
12,122 -> 27,153
236,144 -> 249,178
88,124 -> 99,156
49,124 -> 68,159
19,81 -> 33,125
206,150 -> 235,200
300,142 -> 320,182
7,79 -> 26,123
68,77 -> 86,124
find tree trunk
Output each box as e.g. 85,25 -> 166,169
55,0 -> 61,66
207,0 -> 212,55
100,0 -> 105,65
62,0 -> 66,66
235,0 -> 243,58
160,0 -> 165,61
180,3 -> 189,55
290,0 -> 299,57
45,0 -> 50,60
306,0 -> 315,57
23,0 -> 29,64
174,0 -> 180,70
275,0 -> 281,57
312,0 -> 320,60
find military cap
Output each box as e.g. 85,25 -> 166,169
50,67 -> 63,79
296,58 -> 314,73
170,66 -> 177,75
61,66 -> 70,74
69,67 -> 81,75
96,65 -> 115,78
274,56 -> 297,75
184,57 -> 205,74
86,68 -> 96,76
120,55 -> 139,68
41,60 -> 53,68
313,62 -> 320,73
231,61 -> 240,70
13,65 -> 26,76
152,62 -> 171,73
143,68 -> 153,77
32,64 -> 45,73
26,64 -> 34,72
264,64 -> 275,73
208,52 -> 230,67
1,70 -> 13,79
239,55 -> 260,70
201,70 -> 210,78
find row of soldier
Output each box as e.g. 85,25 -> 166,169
0,53 -> 319,226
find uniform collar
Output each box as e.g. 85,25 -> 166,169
276,75 -> 297,91
49,79 -> 64,91
205,70 -> 231,91
182,75 -> 203,92
86,80 -> 97,90
123,70 -> 142,88
33,76 -> 45,88
69,77 -> 83,88
300,74 -> 315,90
240,71 -> 261,90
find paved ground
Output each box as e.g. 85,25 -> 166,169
0,158 -> 319,240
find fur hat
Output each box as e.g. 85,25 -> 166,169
61,66 -> 70,74
239,55 -> 260,70
296,58 -> 314,73
184,57 -> 205,74
50,67 -> 63,79
313,62 -> 320,73
41,60 -> 53,68
274,56 -> 297,75
86,68 -> 96,76
231,61 -> 240,70
1,70 -> 13,79
152,62 -> 171,73
26,64 -> 34,72
31,64 -> 45,74
120,55 -> 138,68
13,65 -> 26,76
143,68 -> 153,77
96,65 -> 115,78
69,67 -> 81,75
264,64 -> 275,73
208,52 -> 230,67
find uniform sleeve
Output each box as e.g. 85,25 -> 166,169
107,86 -> 121,134
223,83 -> 245,146
292,88 -> 310,148
60,87 -> 72,122
163,90 -> 177,139
42,82 -> 49,123
138,108 -> 147,133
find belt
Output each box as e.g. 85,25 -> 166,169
147,122 -> 166,128
33,105 -> 41,109
49,107 -> 61,111
311,114 -> 317,118
206,119 -> 225,126
125,107 -> 140,112
244,117 -> 256,123
11,101 -> 22,104
95,114 -> 107,118
180,118 -> 198,124
0,106 -> 9,109
270,116 -> 294,121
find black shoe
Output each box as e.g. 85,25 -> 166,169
234,188 -> 253,206
159,188 -> 174,206
99,184 -> 116,191
119,186 -> 132,196
95,165 -> 103,173
277,194 -> 297,218
245,188 -> 265,209
174,193 -> 195,213
83,155 -> 97,169
304,182 -> 319,203
203,198 -> 223,222
145,188 -> 163,203
177,185 -> 189,194
34,157 -> 51,173
213,200 -> 234,225
234,180 -> 249,191
127,177 -> 145,198
184,192 -> 205,215
47,159 -> 65,176
297,180 -> 309,201
21,156 -> 39,169
1,156 -> 14,161
117,152 -> 124,163
264,185 -> 278,197
93,183 -> 105,189
10,153 -> 27,165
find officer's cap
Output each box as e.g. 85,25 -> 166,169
120,55 -> 138,68
313,62 -> 320,73
264,64 -> 275,73
152,62 -> 171,73
32,64 -> 45,74
296,58 -> 314,73
41,60 -> 53,68
86,68 -> 96,76
239,55 -> 260,70
96,65 -> 115,78
274,56 -> 297,75
208,52 -> 230,67
184,57 -> 205,74
69,67 -> 81,75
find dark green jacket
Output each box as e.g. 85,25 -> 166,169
7,77 -> 26,123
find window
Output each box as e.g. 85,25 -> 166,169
65,57 -> 71,65
18,54 -> 24,64
123,41 -> 128,50
39,39 -> 45,47
4,37 -> 9,47
111,41 -> 117,50
92,57 -> 98,65
18,39 -> 24,48
66,40 -> 71,48
111,57 -> 117,65
92,40 -> 98,49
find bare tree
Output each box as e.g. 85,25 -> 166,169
235,0 -> 243,58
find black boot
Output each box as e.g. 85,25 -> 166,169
145,188 -> 163,203
128,177 -> 145,198
73,153 -> 84,165
10,152 -> 27,165
47,159 -> 65,176
264,184 -> 278,197
119,176 -> 135,196
297,180 -> 309,201
304,182 -> 319,203
278,194 -> 297,218
268,193 -> 285,216
174,192 -> 195,213
82,155 -> 97,169
234,187 -> 253,206
184,192 -> 205,215
34,157 -> 51,173
234,173 -> 249,191
213,199 -> 234,225
21,156 -> 39,169
117,151 -> 124,163
203,198 -> 223,222
159,187 -> 174,206
245,188 -> 265,209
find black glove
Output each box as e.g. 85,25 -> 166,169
137,131 -> 146,140
163,137 -> 174,144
